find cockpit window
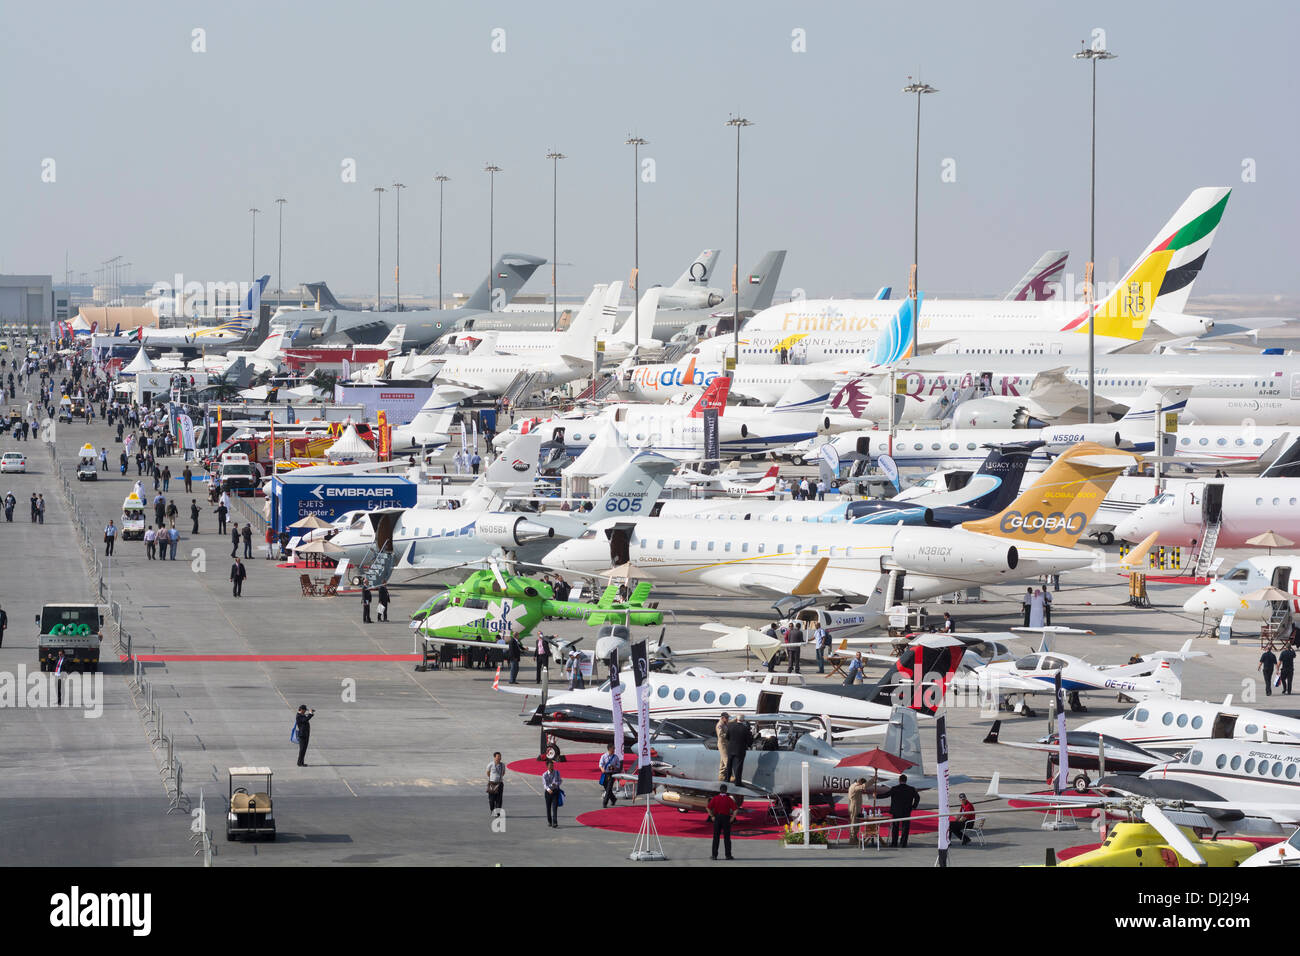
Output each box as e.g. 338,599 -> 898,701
1224,567 -> 1250,581
578,529 -> 598,540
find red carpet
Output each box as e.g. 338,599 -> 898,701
577,800 -> 939,840
508,752 -> 632,781
577,804 -> 788,840
1118,573 -> 1210,585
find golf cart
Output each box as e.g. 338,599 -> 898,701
226,767 -> 276,841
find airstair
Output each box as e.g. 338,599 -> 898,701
1193,520 -> 1222,576
502,371 -> 544,407
350,546 -> 395,588
574,374 -> 618,402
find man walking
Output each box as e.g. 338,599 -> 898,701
377,585 -> 390,621
486,751 -> 505,814
216,500 -> 228,535
505,635 -> 522,684
1022,587 -> 1033,627
887,773 -> 921,848
168,525 -> 180,560
535,633 -> 550,682
230,523 -> 240,558
598,743 -> 621,808
167,499 -> 178,529
786,621 -> 803,674
1260,646 -> 1278,697
1280,644 -> 1295,696
230,556 -> 246,597
813,622 -> 828,674
190,499 -> 200,534
183,464 -> 193,492
36,494 -> 44,524
715,712 -> 730,781
241,522 -> 252,558
294,705 -> 314,766
707,784 -> 738,860
0,603 -> 7,648
103,519 -> 117,555
361,586 -> 372,623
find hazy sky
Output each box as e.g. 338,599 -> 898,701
3,0 -> 1297,302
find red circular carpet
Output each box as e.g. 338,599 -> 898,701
1007,789 -> 1125,820
508,752 -> 632,781
578,801 -> 939,841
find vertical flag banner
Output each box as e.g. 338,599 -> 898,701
703,408 -> 719,462
631,640 -> 652,795
936,710 -> 951,864
609,653 -> 625,764
376,410 -> 390,461
1055,671 -> 1069,793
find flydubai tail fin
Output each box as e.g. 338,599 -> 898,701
875,287 -> 892,300
1066,188 -> 1230,342
1005,250 -> 1068,301
736,250 -> 787,312
673,249 -> 719,288
962,442 -> 1141,547
688,375 -> 731,417
587,450 -> 677,520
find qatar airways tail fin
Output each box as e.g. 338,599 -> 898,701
1004,250 -> 1068,301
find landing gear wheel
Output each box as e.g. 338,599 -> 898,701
1097,532 -> 1115,546
1073,774 -> 1091,793
544,742 -> 563,762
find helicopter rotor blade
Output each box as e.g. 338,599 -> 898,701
1140,802 -> 1206,866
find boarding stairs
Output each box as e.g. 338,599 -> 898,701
659,340 -> 696,363
1193,520 -> 1222,577
1263,602 -> 1293,646
350,546 -> 395,588
574,373 -> 617,403
502,371 -> 545,407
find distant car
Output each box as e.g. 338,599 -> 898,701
1,452 -> 26,473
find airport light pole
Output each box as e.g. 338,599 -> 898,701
485,164 -> 501,310
902,80 -> 937,363
725,116 -> 752,373
248,207 -> 260,281
274,198 -> 287,295
372,186 -> 385,311
547,151 -> 566,331
392,182 -> 406,311
625,136 -> 648,348
435,174 -> 450,310
1075,41 -> 1116,424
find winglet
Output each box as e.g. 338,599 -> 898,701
1120,530 -> 1160,568
791,557 -> 830,597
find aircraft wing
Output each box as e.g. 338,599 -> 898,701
492,682 -> 545,697
630,774 -> 771,802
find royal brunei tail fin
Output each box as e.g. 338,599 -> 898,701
689,375 -> 731,417
1062,188 -> 1230,342
464,254 -> 547,312
1005,250 -> 1068,301
962,442 -> 1141,547
673,249 -> 720,288
737,250 -> 787,313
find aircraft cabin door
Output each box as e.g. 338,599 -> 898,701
884,569 -> 907,607
756,690 -> 782,714
1203,484 -> 1224,524
1211,713 -> 1237,740
1182,483 -> 1205,524
1271,566 -> 1292,590
605,525 -> 632,567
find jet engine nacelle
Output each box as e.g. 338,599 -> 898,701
659,288 -> 725,310
890,528 -> 1019,575
952,396 -> 1046,430
475,515 -> 556,547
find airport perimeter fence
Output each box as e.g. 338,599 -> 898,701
47,444 -> 192,821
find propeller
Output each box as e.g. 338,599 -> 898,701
1140,802 -> 1206,866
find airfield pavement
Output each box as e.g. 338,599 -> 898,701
0,407 -> 1293,868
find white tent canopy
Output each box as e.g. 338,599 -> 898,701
324,423 -> 376,461
122,346 -> 154,374
568,418 -> 632,480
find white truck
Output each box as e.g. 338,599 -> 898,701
37,603 -> 104,672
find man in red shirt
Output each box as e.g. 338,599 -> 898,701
707,785 -> 738,861
949,792 -> 976,846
